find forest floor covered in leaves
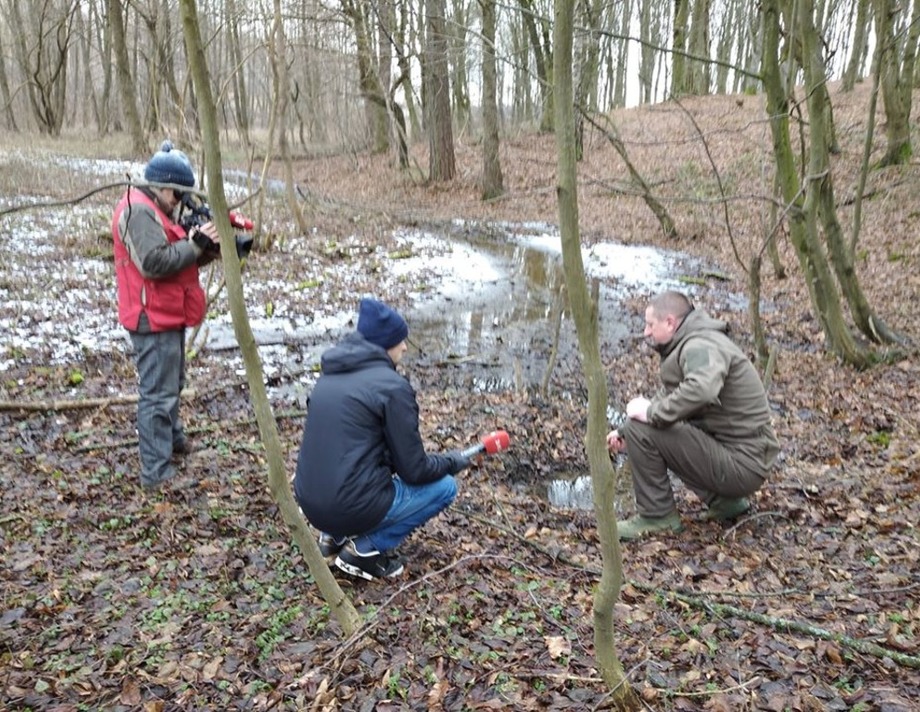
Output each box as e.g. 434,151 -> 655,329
1,81 -> 918,710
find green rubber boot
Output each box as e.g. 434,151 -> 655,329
616,512 -> 683,541
704,496 -> 750,521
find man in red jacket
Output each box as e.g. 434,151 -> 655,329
112,141 -> 219,489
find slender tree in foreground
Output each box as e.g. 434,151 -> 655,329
553,0 -> 639,708
178,0 -> 361,636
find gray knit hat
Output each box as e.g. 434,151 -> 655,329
144,140 -> 195,187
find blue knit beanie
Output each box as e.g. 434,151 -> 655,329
144,140 -> 195,187
357,298 -> 409,350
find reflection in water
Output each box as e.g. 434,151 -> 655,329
402,222 -> 700,391
547,475 -> 595,510
197,221 -> 705,399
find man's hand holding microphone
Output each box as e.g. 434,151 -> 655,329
446,430 -> 511,473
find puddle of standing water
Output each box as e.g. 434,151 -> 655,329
391,221 -> 706,511
3,160 -> 709,511
392,220 -> 704,395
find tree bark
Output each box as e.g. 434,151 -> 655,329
687,0 -> 712,94
226,0 -> 251,149
479,0 -> 504,199
574,0 -> 603,158
671,0 -> 690,96
426,0 -> 456,181
842,0 -> 870,90
519,0 -> 554,132
270,0 -> 307,234
762,0 -> 870,367
553,1 -> 640,707
177,0 -> 361,636
342,0 -> 389,153
107,0 -> 147,154
0,23 -> 19,130
873,0 -> 913,165
449,0 -> 471,132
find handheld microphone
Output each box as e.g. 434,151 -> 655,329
460,430 -> 511,459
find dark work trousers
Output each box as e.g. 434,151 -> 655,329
130,328 -> 186,487
625,421 -> 766,518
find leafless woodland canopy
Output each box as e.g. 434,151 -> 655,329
0,0 -> 873,148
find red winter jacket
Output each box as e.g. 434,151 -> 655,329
112,189 -> 206,332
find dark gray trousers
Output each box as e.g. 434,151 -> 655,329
130,329 -> 186,486
625,421 -> 766,518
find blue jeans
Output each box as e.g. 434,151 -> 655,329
130,329 -> 186,486
355,475 -> 457,553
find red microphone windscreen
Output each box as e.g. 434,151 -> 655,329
482,430 -> 510,454
229,212 -> 254,231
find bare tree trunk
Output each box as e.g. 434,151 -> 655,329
713,0 -> 737,93
766,172 -> 786,278
610,1 -> 630,107
9,0 -> 77,136
107,0 -> 147,154
0,28 -> 19,130
449,0 -> 471,132
842,0 -> 870,90
510,14 -> 531,123
671,0 -> 690,95
342,0 -> 389,152
574,0 -> 603,159
480,0 -> 504,199
74,6 -> 97,129
519,0 -> 554,131
271,0 -> 307,234
553,1 -> 641,707
426,0 -> 456,181
134,0 -> 194,139
394,0 -> 421,140
873,0 -> 913,165
798,0 -> 903,346
226,0 -> 251,148
177,0 -> 361,637
642,0 -> 667,103
687,0 -> 712,94
762,0 -> 870,367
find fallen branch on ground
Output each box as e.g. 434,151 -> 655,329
462,510 -> 920,669
0,389 -> 195,413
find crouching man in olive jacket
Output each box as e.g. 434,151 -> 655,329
607,291 -> 779,540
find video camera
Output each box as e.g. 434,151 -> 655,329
178,192 -> 254,259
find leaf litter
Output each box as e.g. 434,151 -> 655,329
1,81 -> 919,710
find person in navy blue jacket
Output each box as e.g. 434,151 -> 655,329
294,298 -> 470,580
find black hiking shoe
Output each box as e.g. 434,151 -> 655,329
318,533 -> 348,558
335,541 -> 405,581
172,437 -> 194,457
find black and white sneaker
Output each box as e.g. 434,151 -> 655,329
334,541 -> 404,580
318,533 -> 348,559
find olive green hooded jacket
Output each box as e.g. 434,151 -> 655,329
628,308 -> 780,476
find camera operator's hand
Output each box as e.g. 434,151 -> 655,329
189,221 -> 220,253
